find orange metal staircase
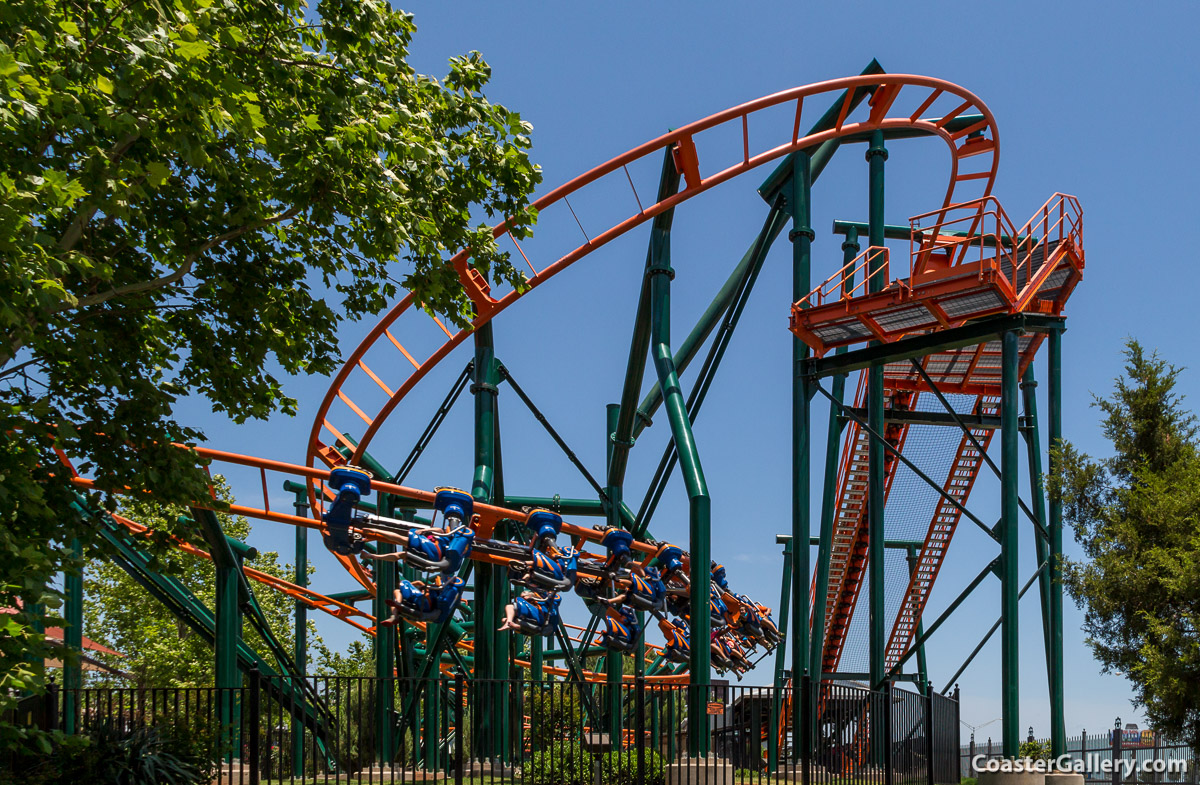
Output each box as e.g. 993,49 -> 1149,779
800,194 -> 1083,679
883,395 -> 998,671
817,378 -> 916,673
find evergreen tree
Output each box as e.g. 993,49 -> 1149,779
1052,340 -> 1200,752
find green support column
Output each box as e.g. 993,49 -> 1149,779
1000,330 -> 1020,756
866,130 -> 888,691
809,228 -> 858,681
1047,329 -> 1066,755
769,536 -> 793,768
470,322 -> 504,763
1021,367 -> 1054,683
644,170 -> 712,756
290,488 -> 308,776
63,539 -> 82,734
789,152 -> 814,744
604,403 -> 624,742
215,556 -> 241,760
906,546 -> 929,693
374,494 -> 397,765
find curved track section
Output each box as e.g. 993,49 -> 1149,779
308,74 -> 999,485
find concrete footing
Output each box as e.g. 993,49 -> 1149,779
1045,773 -> 1085,785
978,771 -> 1046,785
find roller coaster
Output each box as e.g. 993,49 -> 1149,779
54,59 -> 1081,768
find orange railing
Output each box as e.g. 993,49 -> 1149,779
1006,193 -> 1083,309
908,195 -> 1021,281
795,194 -> 1081,315
796,245 -> 890,309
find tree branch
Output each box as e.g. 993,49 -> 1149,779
56,130 -> 144,253
65,205 -> 303,311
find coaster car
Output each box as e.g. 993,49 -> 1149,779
512,591 -> 562,637
388,576 -> 465,625
526,509 -> 564,554
654,544 -> 690,596
658,617 -> 691,664
403,525 -> 475,575
509,545 -> 578,592
599,605 -> 640,654
597,526 -> 635,576
321,467 -> 372,555
709,583 -> 729,629
623,567 -> 667,614
711,561 -> 729,592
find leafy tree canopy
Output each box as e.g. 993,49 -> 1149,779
1052,340 -> 1200,752
0,0 -> 540,746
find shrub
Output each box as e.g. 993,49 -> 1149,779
157,710 -> 222,781
1,724 -> 203,785
733,767 -> 761,783
525,740 -> 594,785
1018,739 -> 1051,760
961,778 -> 978,785
600,748 -> 666,785
525,684 -> 584,748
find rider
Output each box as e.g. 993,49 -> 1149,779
498,588 -> 559,633
711,561 -> 729,592
659,616 -> 691,663
376,574 -> 462,627
597,600 -> 641,652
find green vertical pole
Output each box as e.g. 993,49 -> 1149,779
1021,366 -> 1054,682
906,546 -> 929,694
63,539 -> 82,734
492,408 -> 512,763
470,322 -> 501,762
646,182 -> 711,757
769,537 -> 792,769
375,494 -> 397,765
1000,329 -> 1020,757
604,403 -> 624,743
789,152 -> 814,749
290,489 -> 308,776
866,130 -> 888,692
1047,328 -> 1066,755
809,228 -> 858,682
215,557 -> 241,761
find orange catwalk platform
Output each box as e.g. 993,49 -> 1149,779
790,193 -> 1083,395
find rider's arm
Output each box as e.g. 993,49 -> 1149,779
362,551 -> 405,562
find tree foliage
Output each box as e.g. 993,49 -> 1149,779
1052,340 -> 1200,751
0,0 -> 540,742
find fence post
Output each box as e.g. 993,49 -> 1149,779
802,675 -> 812,785
884,679 -> 894,785
954,685 -> 962,778
248,667 -> 261,785
44,675 -> 59,733
926,685 -> 936,785
1112,720 -> 1122,785
636,676 -> 646,785
1153,730 -> 1160,784
455,671 -> 464,785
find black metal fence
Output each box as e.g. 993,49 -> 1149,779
962,727 -> 1199,785
29,673 -> 959,784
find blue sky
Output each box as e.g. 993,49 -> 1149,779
171,0 -> 1200,741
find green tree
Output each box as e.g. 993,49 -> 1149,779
83,478 -> 332,687
1051,340 -> 1200,753
0,0 -> 540,745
